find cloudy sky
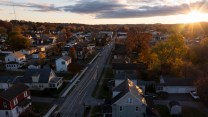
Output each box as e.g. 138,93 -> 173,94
0,0 -> 208,24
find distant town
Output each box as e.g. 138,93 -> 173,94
0,20 -> 208,117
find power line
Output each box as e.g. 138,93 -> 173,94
11,0 -> 17,20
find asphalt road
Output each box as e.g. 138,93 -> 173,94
58,41 -> 114,117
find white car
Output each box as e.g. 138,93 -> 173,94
190,91 -> 200,100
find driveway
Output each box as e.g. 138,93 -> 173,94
154,94 -> 208,116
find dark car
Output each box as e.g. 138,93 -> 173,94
157,91 -> 168,99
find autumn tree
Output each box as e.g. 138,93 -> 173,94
126,29 -> 152,60
7,28 -> 31,51
147,33 -> 188,75
195,77 -> 208,105
69,47 -> 77,61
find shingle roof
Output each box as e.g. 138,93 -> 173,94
112,79 -> 145,104
0,84 -> 29,101
115,72 -> 138,80
14,69 -> 53,83
158,76 -> 197,86
169,100 -> 180,107
112,63 -> 146,70
61,56 -> 71,61
12,52 -> 25,58
0,76 -> 15,83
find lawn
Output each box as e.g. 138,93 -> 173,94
30,102 -> 53,117
155,105 -> 208,117
92,67 -> 113,99
56,72 -> 74,80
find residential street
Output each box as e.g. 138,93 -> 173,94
58,41 -> 114,117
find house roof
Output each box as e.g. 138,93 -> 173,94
0,76 -> 15,83
158,76 -> 197,86
169,100 -> 180,107
112,79 -> 145,104
112,63 -> 138,70
13,69 -> 54,83
12,52 -> 25,58
61,56 -> 71,61
0,84 -> 29,101
115,72 -> 138,80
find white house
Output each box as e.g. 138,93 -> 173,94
5,52 -> 26,70
156,76 -> 197,94
5,52 -> 26,64
56,56 -> 71,72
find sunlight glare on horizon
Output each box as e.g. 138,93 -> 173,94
184,10 -> 207,23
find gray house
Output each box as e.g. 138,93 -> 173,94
13,69 -> 63,90
112,79 -> 159,117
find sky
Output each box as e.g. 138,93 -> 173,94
0,0 -> 208,24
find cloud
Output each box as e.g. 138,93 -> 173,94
63,0 -> 208,18
0,1 -> 61,12
63,1 -> 128,13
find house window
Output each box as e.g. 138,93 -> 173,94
13,98 -> 18,105
136,107 -> 139,111
61,61 -> 65,65
8,59 -> 9,62
5,111 -> 8,116
119,106 -> 123,111
156,86 -> 163,91
3,102 -> 7,108
127,98 -> 132,103
24,91 -> 28,97
16,107 -> 19,114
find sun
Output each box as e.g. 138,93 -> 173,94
184,10 -> 205,23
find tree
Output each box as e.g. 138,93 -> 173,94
148,33 -> 188,75
69,47 -> 77,61
126,30 -> 152,60
7,31 -> 30,51
195,77 -> 208,105
68,63 -> 81,74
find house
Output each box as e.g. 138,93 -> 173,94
114,72 -> 138,87
55,56 -> 71,72
13,69 -> 63,90
156,76 -> 197,93
0,76 -> 15,90
37,46 -> 45,52
5,52 -> 26,70
168,101 -> 182,115
5,62 -> 23,70
0,84 -> 31,117
111,79 -> 159,117
32,52 -> 46,59
28,63 -> 41,69
5,52 -> 26,64
112,63 -> 139,74
18,48 -> 37,55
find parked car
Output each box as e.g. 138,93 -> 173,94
190,91 -> 200,100
145,92 -> 158,99
157,91 -> 168,99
